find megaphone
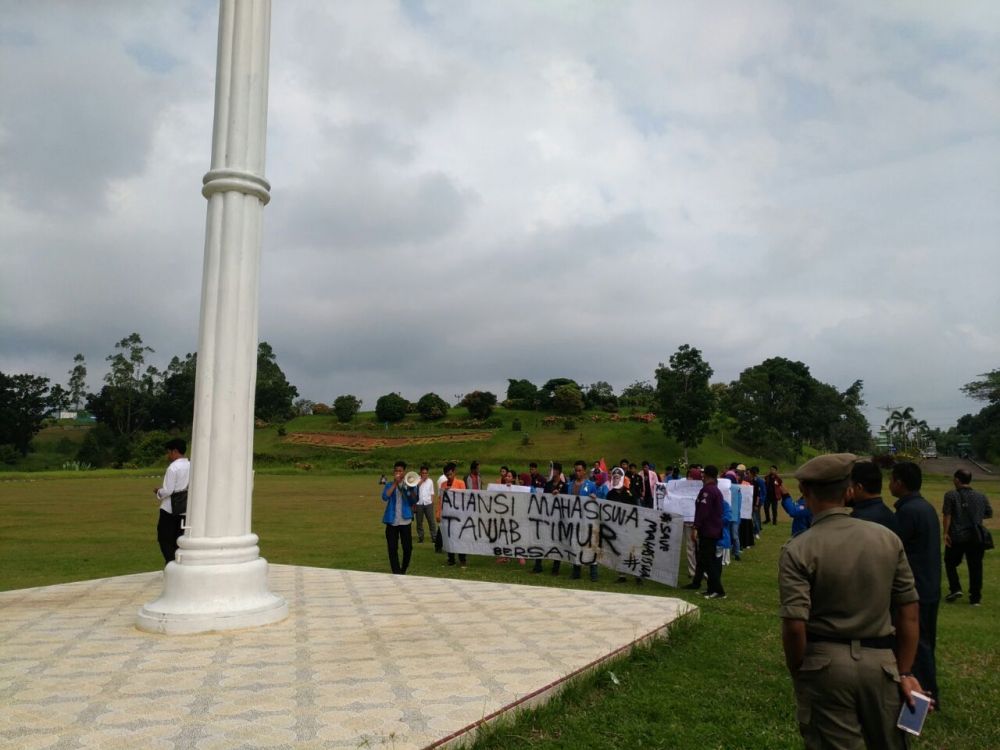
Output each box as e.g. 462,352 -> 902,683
404,471 -> 421,488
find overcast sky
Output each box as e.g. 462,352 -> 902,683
2,1 -> 998,430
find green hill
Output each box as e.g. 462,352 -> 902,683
252,407 -> 796,476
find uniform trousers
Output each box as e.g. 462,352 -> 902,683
794,642 -> 907,750
945,539 -> 985,603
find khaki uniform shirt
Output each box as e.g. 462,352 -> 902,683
779,507 -> 918,639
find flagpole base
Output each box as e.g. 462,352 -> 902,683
136,555 -> 288,635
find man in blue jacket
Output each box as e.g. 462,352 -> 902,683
563,460 -> 601,581
381,460 -> 417,574
780,488 -> 813,537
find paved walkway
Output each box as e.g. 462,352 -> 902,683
1,565 -> 696,749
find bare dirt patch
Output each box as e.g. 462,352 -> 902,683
286,431 -> 493,452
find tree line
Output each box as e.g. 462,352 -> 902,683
325,345 -> 873,462
4,339 -> 997,468
0,333 -> 298,467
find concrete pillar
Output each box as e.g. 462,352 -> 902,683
137,0 -> 288,635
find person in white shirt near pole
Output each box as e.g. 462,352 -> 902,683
414,464 -> 436,543
153,438 -> 190,563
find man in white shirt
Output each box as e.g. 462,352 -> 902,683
153,438 -> 190,563
414,464 -> 436,543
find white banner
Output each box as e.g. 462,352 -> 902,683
440,489 -> 686,586
661,478 -> 731,522
736,484 -> 752,520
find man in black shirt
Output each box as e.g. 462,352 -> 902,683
890,461 -> 942,709
532,462 -> 567,575
942,469 -> 993,606
849,461 -> 899,535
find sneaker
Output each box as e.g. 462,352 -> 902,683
971,602 -> 981,607
945,591 -> 963,603
704,592 -> 727,600
616,576 -> 628,583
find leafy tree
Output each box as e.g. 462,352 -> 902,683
619,380 -> 655,409
312,402 -> 331,415
0,372 -> 51,456
723,358 -> 870,459
955,404 -> 1000,462
333,395 -> 362,423
656,345 -> 715,463
505,378 -> 538,409
584,381 -> 618,411
416,392 -> 449,421
952,370 -> 1000,462
76,422 -> 129,468
255,342 -> 299,422
539,378 -> 581,410
150,353 -> 197,430
961,369 -> 1000,404
460,390 -> 497,420
48,383 -> 71,413
552,383 -> 585,415
68,353 -> 87,410
293,398 -> 315,416
375,393 -> 409,423
89,333 -> 156,437
828,380 -> 871,454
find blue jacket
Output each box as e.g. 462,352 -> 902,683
381,482 -> 416,525
754,476 -> 767,506
564,478 -> 599,497
781,494 -> 812,536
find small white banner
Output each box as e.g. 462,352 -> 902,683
440,489 -> 686,586
660,478 -> 732,522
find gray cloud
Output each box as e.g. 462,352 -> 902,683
2,1 -> 998,432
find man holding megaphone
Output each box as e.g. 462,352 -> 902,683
381,460 -> 419,574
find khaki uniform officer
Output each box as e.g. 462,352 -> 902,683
779,453 -> 924,750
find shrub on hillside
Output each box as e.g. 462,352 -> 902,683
460,391 -> 497,420
416,392 -> 449,421
375,393 -> 409,423
552,384 -> 584,415
512,418 -> 522,432
333,395 -> 362,423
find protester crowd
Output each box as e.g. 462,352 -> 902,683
375,451 -> 993,749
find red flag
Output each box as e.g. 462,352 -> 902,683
598,457 -> 607,474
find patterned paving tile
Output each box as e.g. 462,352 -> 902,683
0,565 -> 696,749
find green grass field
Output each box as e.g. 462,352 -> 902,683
1,471 -> 997,748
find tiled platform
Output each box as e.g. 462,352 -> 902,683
0,565 -> 697,749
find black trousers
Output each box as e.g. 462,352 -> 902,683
764,497 -> 778,524
385,524 -> 413,574
704,538 -> 725,595
914,600 -> 939,708
157,509 -> 184,563
945,539 -> 985,602
693,536 -> 723,594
